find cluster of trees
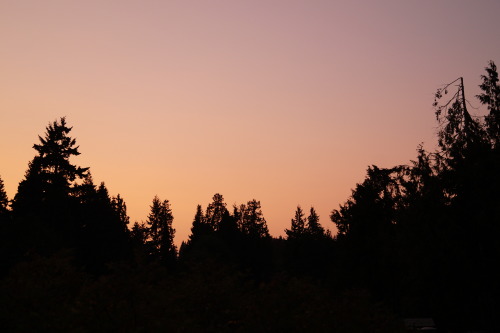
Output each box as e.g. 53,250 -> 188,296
330,61 -> 500,331
0,61 -> 499,332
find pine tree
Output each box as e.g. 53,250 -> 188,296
306,207 -> 326,238
240,199 -> 269,238
32,117 -> 88,183
0,175 -> 8,216
285,206 -> 306,239
205,193 -> 228,231
111,194 -> 130,233
74,181 -> 131,272
131,221 -> 148,248
146,196 -> 176,264
12,117 -> 89,215
330,165 -> 405,243
433,77 -> 488,164
477,60 -> 500,147
10,118 -> 89,253
188,204 -> 212,243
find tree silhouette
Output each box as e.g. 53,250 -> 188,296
239,199 -> 270,238
189,204 -> 209,241
111,194 -> 130,233
73,180 -> 131,272
12,118 -> 89,213
477,60 -> 500,147
331,165 -> 405,241
0,176 -> 8,216
285,206 -> 306,239
306,207 -> 326,238
218,207 -> 239,239
32,117 -> 89,182
131,221 -> 148,248
10,118 -> 90,254
205,193 -> 228,231
3,64 -> 500,332
146,196 -> 177,265
433,77 -> 488,165
330,165 -> 407,301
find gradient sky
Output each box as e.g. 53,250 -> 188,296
1,1 -> 499,244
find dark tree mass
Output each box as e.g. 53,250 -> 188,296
1,62 -> 499,332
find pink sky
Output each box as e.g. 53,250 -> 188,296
1,1 -> 499,244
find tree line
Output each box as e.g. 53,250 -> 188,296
0,61 -> 499,332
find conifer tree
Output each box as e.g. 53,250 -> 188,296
0,176 -> 8,216
240,199 -> 269,238
10,118 -> 89,253
188,204 -> 212,243
218,208 -> 239,238
12,117 -> 89,214
131,221 -> 148,248
306,207 -> 326,237
477,60 -> 500,147
147,196 -> 176,264
75,181 -> 131,271
433,77 -> 487,164
205,193 -> 228,231
32,117 -> 88,182
285,206 -> 306,239
111,194 -> 130,233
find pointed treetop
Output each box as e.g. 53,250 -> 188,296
0,175 -> 9,213
286,205 -> 306,239
306,207 -> 325,237
32,117 -> 89,182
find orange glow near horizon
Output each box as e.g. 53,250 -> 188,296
1,1 -> 499,245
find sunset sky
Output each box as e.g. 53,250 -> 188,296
1,1 -> 499,244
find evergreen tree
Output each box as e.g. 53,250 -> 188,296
306,207 -> 326,237
111,194 -> 130,234
130,222 -> 148,247
146,196 -> 176,264
330,166 -> 406,298
285,206 -> 306,239
0,176 -> 8,216
235,203 -> 246,231
75,181 -> 131,272
240,199 -> 270,238
32,117 -> 88,182
12,117 -> 89,215
73,172 -> 97,204
187,204 -> 212,243
477,60 -> 500,147
11,118 -> 89,253
433,77 -> 488,165
331,165 -> 404,241
205,193 -> 228,231
218,207 -> 239,238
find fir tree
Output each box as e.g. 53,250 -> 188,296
11,118 -> 89,253
131,221 -> 148,247
306,207 -> 326,238
147,196 -> 176,264
477,60 -> 500,147
12,117 -> 89,214
205,193 -> 228,231
240,199 -> 269,238
111,194 -> 130,233
285,206 -> 306,239
188,204 -> 212,243
0,175 -> 8,216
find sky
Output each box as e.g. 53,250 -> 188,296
1,0 -> 499,245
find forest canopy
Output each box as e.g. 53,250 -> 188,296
1,61 -> 499,332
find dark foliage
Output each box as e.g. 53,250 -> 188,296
145,195 -> 177,265
0,176 -> 8,217
2,62 -> 499,332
